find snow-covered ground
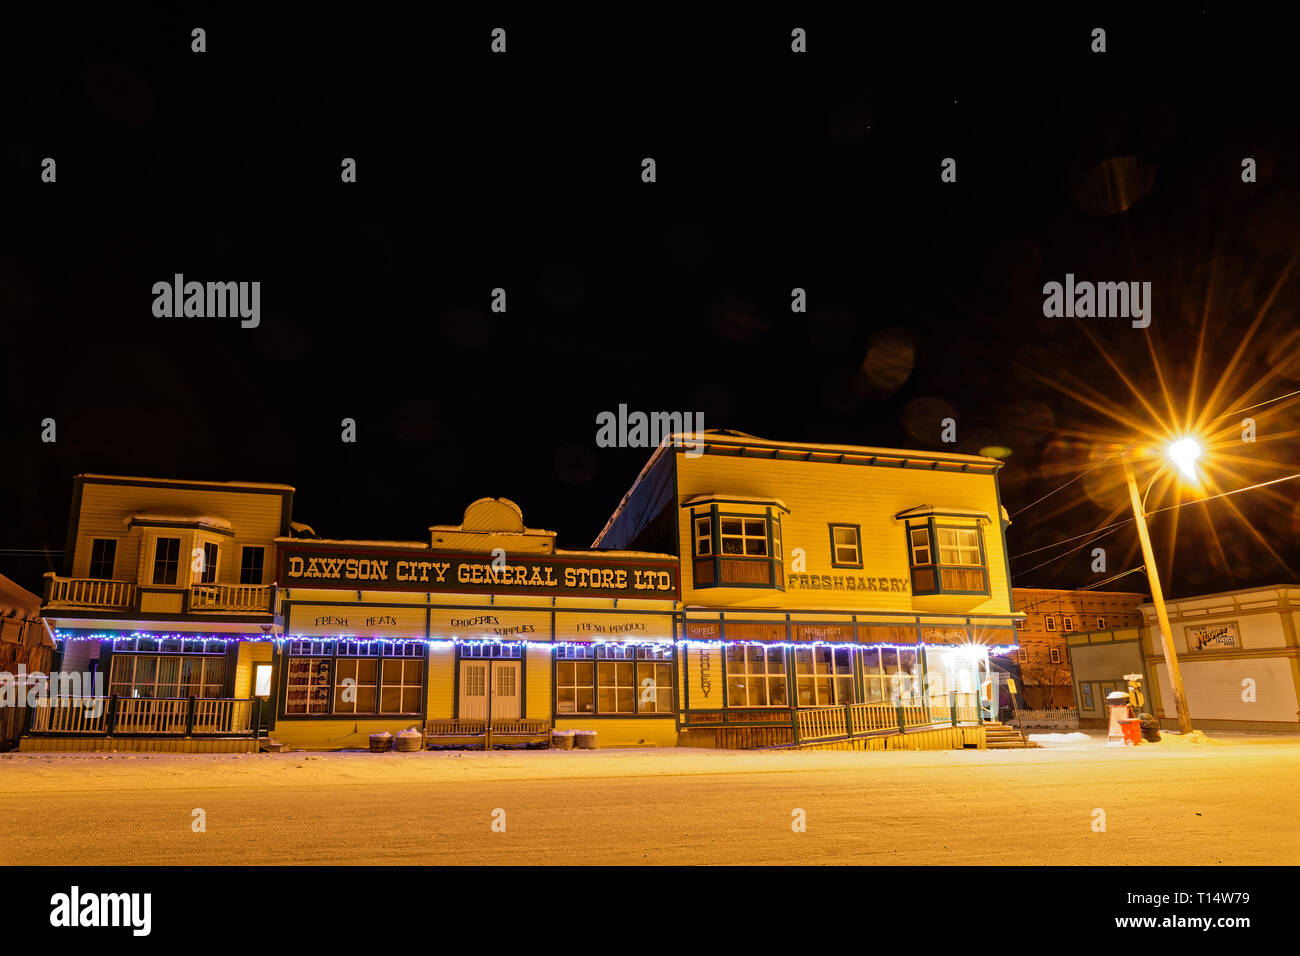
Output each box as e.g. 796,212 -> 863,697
2,733 -> 1296,865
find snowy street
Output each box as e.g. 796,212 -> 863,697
2,733 -> 1296,866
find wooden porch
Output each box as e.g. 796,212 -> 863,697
679,692 -> 986,750
23,695 -> 258,750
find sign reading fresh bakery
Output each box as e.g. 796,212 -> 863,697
279,545 -> 678,598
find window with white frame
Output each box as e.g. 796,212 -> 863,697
200,541 -> 219,584
1049,647 -> 1062,664
556,644 -> 673,714
110,651 -> 225,699
937,528 -> 982,566
860,646 -> 920,703
1062,616 -> 1074,632
285,640 -> 423,716
152,537 -> 181,585
725,645 -> 787,707
828,525 -> 862,568
1045,615 -> 1058,632
1096,617 -> 1106,630
1017,649 -> 1029,663
794,646 -> 855,705
693,516 -> 712,556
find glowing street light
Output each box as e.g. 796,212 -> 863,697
1168,438 -> 1201,480
1120,439 -> 1205,735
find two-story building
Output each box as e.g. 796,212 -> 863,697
1011,587 -> 1147,709
35,474 -> 291,750
595,430 -> 1021,748
29,433 -> 1022,752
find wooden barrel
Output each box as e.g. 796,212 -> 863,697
551,729 -> 575,750
369,733 -> 393,753
574,730 -> 598,750
395,732 -> 423,752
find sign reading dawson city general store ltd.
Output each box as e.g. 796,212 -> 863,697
279,545 -> 678,598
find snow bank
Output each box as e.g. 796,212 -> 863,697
1028,732 -> 1094,746
1154,730 -> 1221,746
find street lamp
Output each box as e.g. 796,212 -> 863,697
1119,439 -> 1200,734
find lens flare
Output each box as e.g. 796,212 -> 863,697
1168,438 -> 1201,478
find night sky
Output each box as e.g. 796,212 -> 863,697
2,5 -> 1297,599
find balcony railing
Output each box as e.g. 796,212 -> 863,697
189,583 -> 274,612
27,696 -> 256,736
43,575 -> 273,614
44,575 -> 136,610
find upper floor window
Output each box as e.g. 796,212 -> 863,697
88,538 -> 117,579
1045,615 -> 1058,631
690,509 -> 784,589
720,517 -> 768,556
152,537 -> 180,585
1096,616 -> 1106,630
1049,647 -> 1063,664
1061,616 -> 1074,632
828,524 -> 862,569
200,542 -> 219,584
693,516 -> 712,556
240,546 -> 266,584
905,521 -> 989,596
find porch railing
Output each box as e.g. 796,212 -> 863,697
44,575 -> 136,610
26,696 -> 257,737
189,583 -> 274,612
791,692 -> 983,744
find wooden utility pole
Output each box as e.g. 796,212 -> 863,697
1121,451 -> 1194,734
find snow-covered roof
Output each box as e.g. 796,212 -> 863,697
274,537 -> 431,548
0,573 -> 42,621
680,494 -> 790,512
893,505 -> 992,522
80,473 -> 294,491
125,513 -> 233,530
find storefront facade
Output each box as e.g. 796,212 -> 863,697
1141,585 -> 1300,732
31,440 -> 1021,752
595,430 -> 1021,748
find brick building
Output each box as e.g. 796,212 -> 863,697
1011,587 -> 1147,709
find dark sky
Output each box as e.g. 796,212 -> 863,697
2,5 -> 1297,599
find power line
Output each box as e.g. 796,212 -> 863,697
1009,454 -> 1116,519
1012,524 -> 1128,578
1010,567 -> 1148,616
1209,389 -> 1300,422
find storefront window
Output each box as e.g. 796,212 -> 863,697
284,641 -> 423,716
109,653 -> 225,699
725,645 -> 788,707
860,647 -> 920,702
794,646 -> 854,706
556,644 -> 673,715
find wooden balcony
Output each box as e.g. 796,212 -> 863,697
43,575 -> 273,614
189,582 -> 273,613
44,575 -> 136,610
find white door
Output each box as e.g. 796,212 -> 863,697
491,661 -> 521,720
458,660 -> 521,721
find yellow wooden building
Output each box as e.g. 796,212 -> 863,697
595,430 -> 1020,748
28,437 -> 1019,752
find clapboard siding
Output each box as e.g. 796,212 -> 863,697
526,646 -> 551,720
234,641 -> 273,698
274,718 -> 424,750
426,645 -> 455,719
69,481 -> 287,588
553,717 -> 677,747
675,452 -> 1012,614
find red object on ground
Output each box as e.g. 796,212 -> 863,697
1120,718 -> 1142,746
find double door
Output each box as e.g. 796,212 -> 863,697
458,660 -> 520,720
